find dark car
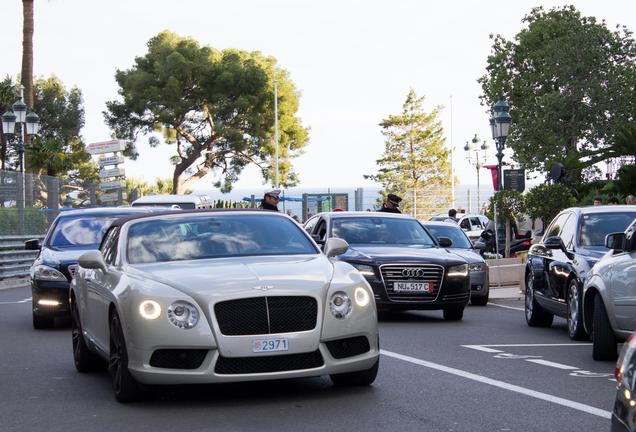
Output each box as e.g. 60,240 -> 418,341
422,221 -> 490,306
612,331 -> 636,431
26,207 -> 165,329
304,212 -> 470,320
524,205 -> 636,340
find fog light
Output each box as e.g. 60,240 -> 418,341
37,299 -> 60,306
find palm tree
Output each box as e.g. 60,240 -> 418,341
21,0 -> 34,110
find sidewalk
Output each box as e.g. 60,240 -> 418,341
0,277 -> 29,291
489,285 -> 523,300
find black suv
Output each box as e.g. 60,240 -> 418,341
524,205 -> 636,340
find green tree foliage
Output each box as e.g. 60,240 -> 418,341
613,164 -> 636,198
105,31 -> 309,194
487,190 -> 525,257
524,184 -> 576,227
479,6 -> 636,177
0,76 -> 20,170
124,177 -> 175,201
365,89 -> 450,218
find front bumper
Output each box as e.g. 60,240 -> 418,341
368,276 -> 470,310
469,270 -> 489,296
31,279 -> 70,317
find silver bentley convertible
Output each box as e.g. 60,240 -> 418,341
70,210 -> 379,402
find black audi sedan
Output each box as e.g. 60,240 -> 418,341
26,206 -> 166,329
304,212 -> 470,320
525,205 -> 636,340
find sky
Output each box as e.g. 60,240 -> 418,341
2,0 -> 635,196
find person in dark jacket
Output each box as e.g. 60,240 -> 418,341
378,194 -> 402,213
260,189 -> 281,211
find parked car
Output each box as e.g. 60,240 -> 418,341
131,194 -> 213,209
71,209 -> 379,402
422,221 -> 489,306
304,212 -> 470,320
26,207 -> 166,329
429,213 -> 489,241
612,330 -> 636,431
524,206 -> 636,341
583,219 -> 636,360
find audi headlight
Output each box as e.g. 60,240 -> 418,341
139,300 -> 161,320
352,264 -> 375,277
354,287 -> 370,307
31,265 -> 67,282
167,301 -> 199,329
329,292 -> 352,319
468,263 -> 486,272
447,264 -> 469,278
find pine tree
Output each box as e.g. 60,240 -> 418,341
366,89 -> 451,218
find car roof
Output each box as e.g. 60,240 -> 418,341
55,206 -> 161,218
561,205 -> 636,216
315,211 -> 413,219
108,208 -> 284,228
422,221 -> 463,228
131,194 -> 210,204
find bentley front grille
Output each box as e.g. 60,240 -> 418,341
214,296 -> 318,336
380,264 -> 444,302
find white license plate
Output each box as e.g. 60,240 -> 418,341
394,282 -> 431,292
252,338 -> 289,353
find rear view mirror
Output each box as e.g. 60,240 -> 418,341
78,251 -> 107,273
605,232 -> 626,252
437,237 -> 453,248
324,238 -> 349,258
24,239 -> 40,250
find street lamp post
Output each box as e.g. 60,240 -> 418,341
464,134 -> 488,213
2,88 -> 40,216
489,96 -> 512,191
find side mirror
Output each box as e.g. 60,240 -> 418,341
311,234 -> 325,245
605,232 -> 626,252
544,236 -> 565,251
78,250 -> 107,273
24,239 -> 41,250
324,238 -> 349,258
437,237 -> 453,248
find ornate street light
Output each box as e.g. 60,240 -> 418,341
489,96 -> 512,191
464,134 -> 488,212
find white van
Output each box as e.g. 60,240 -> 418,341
131,194 -> 213,209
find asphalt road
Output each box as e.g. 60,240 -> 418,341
0,285 -> 617,432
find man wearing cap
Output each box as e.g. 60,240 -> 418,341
378,194 -> 402,213
260,189 -> 281,211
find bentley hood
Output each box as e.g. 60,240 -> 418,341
128,254 -> 334,301
341,244 -> 466,266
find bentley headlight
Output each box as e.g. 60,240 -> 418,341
329,291 -> 352,319
139,300 -> 161,320
468,263 -> 486,272
167,301 -> 199,329
355,287 -> 371,307
31,265 -> 67,282
447,264 -> 469,277
352,264 -> 375,277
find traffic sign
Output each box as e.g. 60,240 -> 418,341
100,192 -> 126,202
99,168 -> 125,179
98,155 -> 125,167
99,180 -> 125,191
503,169 -> 526,192
87,139 -> 126,155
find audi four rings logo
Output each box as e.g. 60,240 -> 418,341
402,268 -> 425,278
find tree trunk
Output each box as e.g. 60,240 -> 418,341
172,169 -> 181,194
22,0 -> 34,207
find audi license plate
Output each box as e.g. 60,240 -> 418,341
253,338 -> 289,353
394,282 -> 431,292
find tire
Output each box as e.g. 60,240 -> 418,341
443,306 -> 464,321
566,279 -> 588,341
330,358 -> 379,386
32,313 -> 54,329
471,292 -> 489,306
109,310 -> 142,402
592,294 -> 617,361
524,272 -> 554,327
71,300 -> 104,372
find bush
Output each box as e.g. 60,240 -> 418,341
525,184 -> 576,226
0,208 -> 49,235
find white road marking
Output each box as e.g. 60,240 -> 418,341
526,359 -> 579,370
462,345 -> 503,353
494,353 -> 542,359
473,343 -> 591,348
381,349 -> 611,419
0,297 -> 31,305
488,302 -> 524,311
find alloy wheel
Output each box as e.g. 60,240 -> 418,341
525,276 -> 534,320
568,283 -> 580,335
109,315 -> 124,395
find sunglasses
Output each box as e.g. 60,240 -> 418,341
267,195 -> 280,201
